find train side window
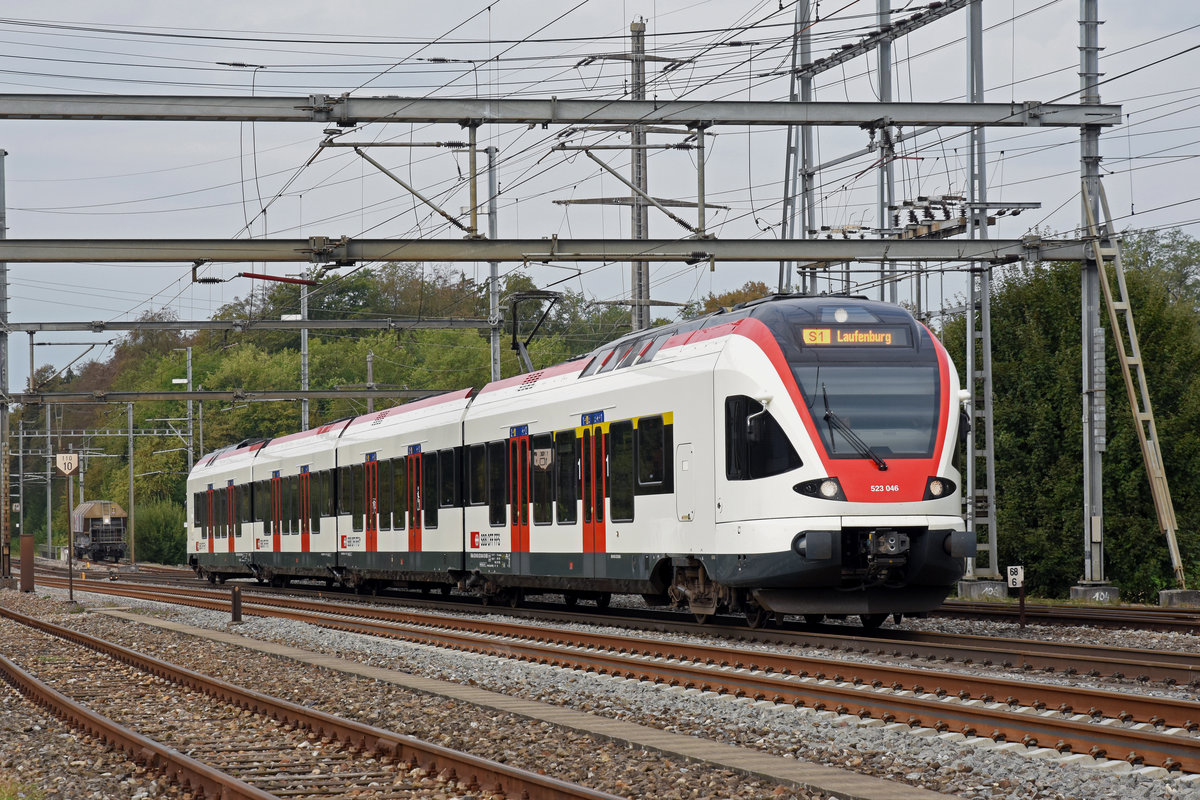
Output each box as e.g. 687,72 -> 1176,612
609,420 -> 635,522
284,479 -> 296,534
423,452 -> 439,528
598,345 -> 629,374
193,492 -> 203,529
531,434 -> 553,525
725,395 -> 802,480
579,349 -> 613,378
438,448 -> 457,508
467,444 -> 487,505
351,463 -> 364,532
637,333 -> 669,364
308,473 -> 320,533
487,441 -> 506,526
616,338 -> 647,369
554,431 -> 578,524
391,457 -> 407,530
236,484 -> 247,535
378,459 -> 393,531
337,466 -> 352,516
256,480 -> 268,522
636,415 -> 673,494
316,471 -> 329,518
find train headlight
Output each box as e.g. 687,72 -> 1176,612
793,477 -> 846,501
923,477 -> 957,500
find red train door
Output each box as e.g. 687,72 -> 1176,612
271,473 -> 282,552
508,434 -> 530,555
581,424 -> 606,555
364,456 -> 379,552
300,469 -> 311,553
407,450 -> 422,554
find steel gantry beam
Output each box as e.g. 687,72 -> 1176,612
0,236 -> 1095,264
0,94 -> 1120,128
9,318 -> 490,333
15,388 -> 445,405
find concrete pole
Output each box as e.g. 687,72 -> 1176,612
876,0 -> 896,303
630,20 -> 650,331
45,406 -> 51,558
366,350 -> 375,415
127,403 -> 135,566
1078,0 -> 1107,592
186,346 -> 194,472
487,145 -> 501,383
0,148 -> 8,576
300,282 -> 309,429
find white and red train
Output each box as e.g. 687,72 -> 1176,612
187,295 -> 974,626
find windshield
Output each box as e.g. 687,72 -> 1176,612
793,364 -> 940,458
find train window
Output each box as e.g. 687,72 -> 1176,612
487,441 -> 506,526
193,492 -> 202,528
531,434 -> 553,525
337,466 -> 352,517
616,338 -> 647,369
238,483 -> 249,528
378,459 -> 393,531
554,431 -> 577,524
438,449 -> 457,508
637,333 -> 670,364
467,444 -> 487,506
579,349 -> 613,378
609,420 -> 635,522
253,480 -> 266,522
351,463 -> 364,532
281,476 -> 293,534
391,457 -> 407,530
424,452 -> 439,528
308,474 -> 319,533
598,344 -> 629,374
725,395 -> 802,480
636,415 -> 672,493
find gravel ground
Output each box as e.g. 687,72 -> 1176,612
3,586 -> 1199,800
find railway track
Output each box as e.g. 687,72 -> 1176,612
938,598 -> 1200,633
0,605 -> 623,800
33,576 -> 1200,774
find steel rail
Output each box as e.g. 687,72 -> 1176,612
0,606 -> 624,800
36,579 -> 1200,772
0,652 -> 277,800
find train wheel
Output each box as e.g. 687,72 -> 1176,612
564,593 -> 579,607
509,590 -> 522,608
803,614 -> 825,625
440,584 -> 452,596
744,605 -> 771,629
595,593 -> 611,609
693,613 -> 712,624
859,613 -> 887,629
206,572 -> 216,585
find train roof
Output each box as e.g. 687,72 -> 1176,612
72,500 -> 126,520
582,294 -> 919,357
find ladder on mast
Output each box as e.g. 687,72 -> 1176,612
1082,180 -> 1186,589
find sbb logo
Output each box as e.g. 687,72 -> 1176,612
470,531 -> 480,549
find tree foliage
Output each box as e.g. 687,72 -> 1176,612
943,230 -> 1200,599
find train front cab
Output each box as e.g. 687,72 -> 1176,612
700,298 -> 975,623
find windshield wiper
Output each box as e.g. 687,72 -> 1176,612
822,384 -> 888,471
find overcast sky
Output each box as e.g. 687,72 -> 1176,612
2,0 -> 1197,393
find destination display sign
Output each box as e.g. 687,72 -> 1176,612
801,326 -> 911,347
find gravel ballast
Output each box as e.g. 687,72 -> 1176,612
2,586 -> 1198,800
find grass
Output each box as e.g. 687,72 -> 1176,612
0,778 -> 45,800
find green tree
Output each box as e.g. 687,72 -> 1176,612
944,232 -> 1200,599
